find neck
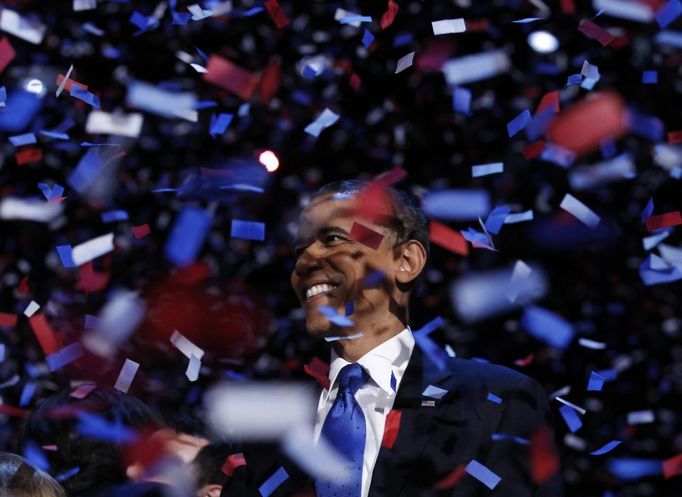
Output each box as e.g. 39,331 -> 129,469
331,313 -> 407,362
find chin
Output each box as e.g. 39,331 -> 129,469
304,316 -> 333,337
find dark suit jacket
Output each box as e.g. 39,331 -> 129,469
221,347 -> 564,497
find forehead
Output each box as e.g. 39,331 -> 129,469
298,193 -> 360,228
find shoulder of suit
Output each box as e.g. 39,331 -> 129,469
446,357 -> 540,392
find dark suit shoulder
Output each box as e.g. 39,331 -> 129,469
447,357 -> 540,393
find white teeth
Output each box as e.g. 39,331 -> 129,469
305,283 -> 336,300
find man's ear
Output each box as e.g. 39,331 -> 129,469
395,240 -> 427,285
198,484 -> 222,497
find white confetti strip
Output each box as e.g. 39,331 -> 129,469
186,354 -> 201,382
442,50 -> 511,86
432,18 -> 466,35
395,51 -> 415,74
71,233 -> 115,266
24,301 -> 40,318
0,9 -> 47,44
114,359 -> 140,393
560,193 -> 601,228
86,111 -> 144,138
304,108 -> 340,137
170,330 -> 205,360
56,65 -> 74,97
472,162 -> 504,178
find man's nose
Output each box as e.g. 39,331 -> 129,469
294,243 -> 325,276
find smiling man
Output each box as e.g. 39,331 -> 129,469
221,179 -> 563,497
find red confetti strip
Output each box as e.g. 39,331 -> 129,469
264,0 -> 289,28
434,464 -> 467,490
560,0 -> 576,14
42,445 -> 58,451
663,453 -> 682,479
530,425 -> 560,484
303,357 -> 330,390
514,353 -> 534,366
0,404 -> 30,417
18,276 -> 29,294
29,314 -> 61,356
0,312 -> 18,328
646,211 -> 682,231
70,383 -> 97,399
521,140 -> 545,160
349,73 -> 361,91
536,91 -> 560,115
16,147 -> 43,166
76,262 -> 110,293
578,19 -> 615,47
668,130 -> 682,144
380,0 -> 399,29
258,57 -> 282,104
0,37 -> 16,74
221,452 -> 247,477
546,91 -> 628,156
374,166 -> 407,187
131,224 -> 151,239
465,19 -> 490,32
382,409 -> 402,448
204,55 -> 259,100
55,74 -> 88,92
429,221 -> 469,256
350,221 -> 385,250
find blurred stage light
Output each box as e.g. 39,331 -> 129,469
259,150 -> 280,172
25,79 -> 45,94
528,31 -> 559,54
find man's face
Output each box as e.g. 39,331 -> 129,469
290,192 -> 401,337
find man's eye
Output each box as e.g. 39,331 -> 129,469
323,235 -> 344,244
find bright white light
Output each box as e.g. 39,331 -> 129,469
259,150 -> 280,172
25,79 -> 44,94
528,31 -> 559,54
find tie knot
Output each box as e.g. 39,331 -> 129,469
336,363 -> 367,396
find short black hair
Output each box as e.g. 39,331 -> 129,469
310,179 -> 430,259
191,442 -> 231,487
17,387 -> 164,497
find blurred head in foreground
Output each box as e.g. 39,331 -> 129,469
0,451 -> 66,497
290,179 -> 428,361
190,442 -> 230,497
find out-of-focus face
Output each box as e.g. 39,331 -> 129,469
164,432 -> 209,464
290,192 -> 402,338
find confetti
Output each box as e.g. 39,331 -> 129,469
431,19 -> 466,35
318,306 -> 354,327
521,305 -> 575,349
204,55 -> 259,100
0,9 -> 46,44
655,0 -> 682,28
113,358 -> 140,393
465,460 -> 501,490
442,50 -> 511,86
231,219 -> 265,241
422,385 -> 448,399
587,371 -> 605,391
472,162 -> 504,177
559,193 -> 601,228
428,221 -> 469,256
646,211 -> 682,231
591,440 -> 622,455
71,233 -> 115,266
578,19 -> 615,46
165,207 -> 212,266
85,111 -> 144,137
422,189 -> 491,221
259,467 -> 289,497
507,109 -> 532,137
627,410 -> 655,425
394,51 -> 415,74
559,405 -> 583,432
487,392 -> 503,404
304,108 -> 340,137
349,221 -> 384,249
46,342 -> 84,372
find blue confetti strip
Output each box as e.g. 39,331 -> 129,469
56,245 -> 76,268
641,197 -> 655,222
258,466 -> 289,497
591,440 -> 622,455
70,85 -> 100,109
318,306 -> 354,327
587,371 -> 605,391
55,467 -> 80,482
9,133 -> 37,146
165,207 -> 212,267
642,70 -> 658,84
606,458 -> 662,480
46,343 -> 84,372
507,109 -> 531,137
68,147 -> 110,193
559,405 -> 583,432
362,29 -> 374,48
484,206 -> 511,234
487,392 -> 503,404
465,459 -> 501,490
76,412 -> 138,443
19,382 -> 36,407
24,442 -> 49,471
101,210 -> 129,223
231,220 -> 265,241
453,87 -> 471,115
492,433 -> 530,445
210,113 -> 233,137
37,182 -> 64,201
655,0 -> 682,28
345,300 -> 354,316
521,305 -> 575,350
390,371 -> 397,392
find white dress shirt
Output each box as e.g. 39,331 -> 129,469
314,328 -> 415,497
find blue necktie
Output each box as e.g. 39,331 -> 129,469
316,363 -> 368,497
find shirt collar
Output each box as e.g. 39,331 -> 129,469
326,327 -> 414,398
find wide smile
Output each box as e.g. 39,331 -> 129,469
304,283 -> 339,303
